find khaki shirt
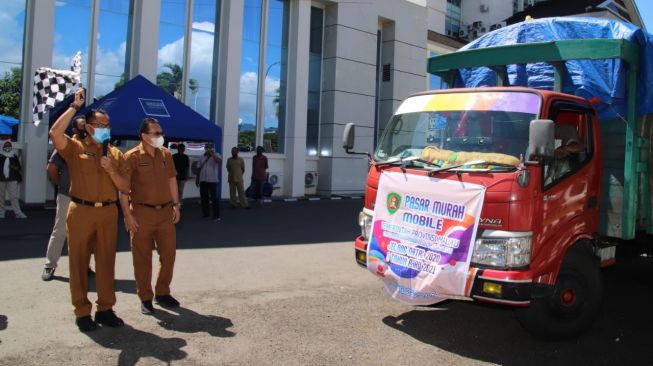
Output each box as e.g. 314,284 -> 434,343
124,143 -> 177,205
226,156 -> 245,183
59,135 -> 126,202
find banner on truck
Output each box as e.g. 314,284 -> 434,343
367,171 -> 485,305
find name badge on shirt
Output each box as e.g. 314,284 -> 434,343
84,151 -> 96,157
138,161 -> 150,167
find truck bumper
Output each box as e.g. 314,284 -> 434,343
354,236 -> 535,306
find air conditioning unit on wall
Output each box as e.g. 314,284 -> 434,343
305,171 -> 319,196
267,172 -> 284,197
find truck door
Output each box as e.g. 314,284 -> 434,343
539,102 -> 598,257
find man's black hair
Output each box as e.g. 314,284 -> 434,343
84,108 -> 109,124
139,117 -> 160,135
72,116 -> 85,129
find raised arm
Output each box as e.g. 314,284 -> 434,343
49,88 -> 85,151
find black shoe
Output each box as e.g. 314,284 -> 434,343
87,268 -> 95,277
141,300 -> 155,315
75,315 -> 97,332
155,294 -> 180,308
42,268 -> 55,281
95,310 -> 125,327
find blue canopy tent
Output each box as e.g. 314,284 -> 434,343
0,114 -> 19,136
78,75 -> 222,152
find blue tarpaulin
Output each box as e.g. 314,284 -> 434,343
456,17 -> 653,121
79,75 -> 222,151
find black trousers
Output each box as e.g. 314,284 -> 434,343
251,179 -> 264,200
199,182 -> 220,219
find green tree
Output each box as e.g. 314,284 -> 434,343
0,67 -> 22,118
114,73 -> 126,89
238,130 -> 256,151
156,63 -> 198,102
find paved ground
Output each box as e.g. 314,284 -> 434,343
0,199 -> 652,365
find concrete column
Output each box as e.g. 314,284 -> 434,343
18,0 -> 56,204
214,0 -> 244,196
127,0 -> 161,82
283,0 -> 310,197
318,1 -> 377,195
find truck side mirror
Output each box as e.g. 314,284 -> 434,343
343,122 -> 356,151
528,119 -> 555,159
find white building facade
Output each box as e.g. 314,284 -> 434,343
0,0 -> 644,204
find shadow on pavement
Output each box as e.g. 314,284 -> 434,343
0,314 -> 6,345
153,307 -> 235,338
0,199 -> 362,261
381,254 -> 653,366
54,275 -> 137,295
83,325 -> 187,366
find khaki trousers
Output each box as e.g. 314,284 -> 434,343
130,205 -> 176,301
66,202 -> 118,317
229,180 -> 248,207
45,194 -> 71,268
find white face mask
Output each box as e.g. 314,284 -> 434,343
150,135 -> 164,148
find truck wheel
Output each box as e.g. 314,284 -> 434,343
516,242 -> 603,340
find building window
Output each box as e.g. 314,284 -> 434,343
263,0 -> 288,153
239,0 -> 289,154
95,0 -> 131,98
445,0 -> 462,38
0,0 -> 26,136
306,6 -> 324,157
53,0 -> 131,101
238,0 -> 262,152
157,0 -> 188,100
427,50 -> 448,90
52,0 -> 92,89
188,0 -> 219,119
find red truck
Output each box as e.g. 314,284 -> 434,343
344,23 -> 653,339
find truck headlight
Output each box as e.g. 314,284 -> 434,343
358,209 -> 374,240
472,231 -> 532,269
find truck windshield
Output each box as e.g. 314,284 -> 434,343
374,91 -> 541,169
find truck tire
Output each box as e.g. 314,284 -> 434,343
516,242 -> 603,339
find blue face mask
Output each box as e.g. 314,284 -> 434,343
91,128 -> 111,144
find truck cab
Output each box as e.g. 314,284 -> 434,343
351,87 -> 603,338
345,26 -> 653,338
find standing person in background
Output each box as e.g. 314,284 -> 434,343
120,118 -> 180,315
172,143 -> 189,208
226,147 -> 248,209
49,88 -> 130,332
0,140 -> 27,219
42,117 -> 95,281
196,142 -> 222,221
251,146 -> 268,204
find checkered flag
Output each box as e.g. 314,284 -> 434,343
32,51 -> 82,126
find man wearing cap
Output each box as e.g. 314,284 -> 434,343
49,88 -> 130,332
119,117 -> 181,315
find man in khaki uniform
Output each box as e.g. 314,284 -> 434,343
49,89 -> 130,332
226,146 -> 248,208
119,118 -> 180,315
